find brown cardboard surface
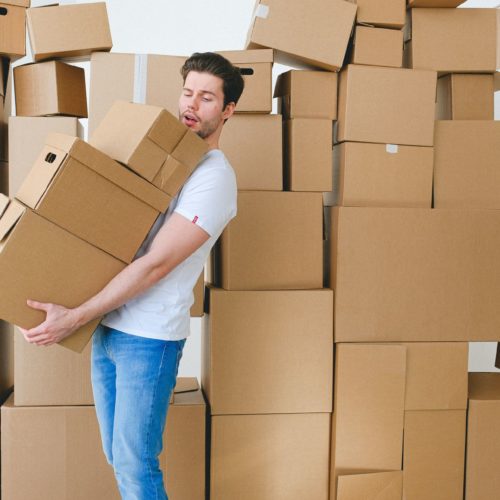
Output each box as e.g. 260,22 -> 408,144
16,133 -> 169,263
1,384 -> 205,500
337,64 -> 437,147
0,199 -> 126,352
202,287 -> 333,415
0,3 -> 25,57
90,100 -> 207,182
346,0 -> 405,28
436,74 -> 494,120
408,8 -> 498,73
274,70 -> 337,120
403,410 -> 466,500
211,413 -> 330,500
220,114 -> 282,190
402,342 -> 468,410
26,2 -> 112,61
466,373 -> 500,499
331,344 -> 406,499
351,26 -> 403,68
284,118 -> 332,192
2,0 -> 29,5
336,471 -> 403,500
434,121 -> 500,209
190,271 -> 204,317
247,0 -> 357,71
330,207 -> 500,342
215,191 -> 323,290
14,61 -> 87,117
0,320 -> 13,398
89,50 -> 273,135
14,328 -> 93,406
8,116 -> 79,195
324,142 -> 433,208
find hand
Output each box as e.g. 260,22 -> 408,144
19,300 -> 81,347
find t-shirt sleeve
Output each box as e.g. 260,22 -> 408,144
174,164 -> 237,237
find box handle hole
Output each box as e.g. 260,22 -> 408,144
239,68 -> 254,76
0,8 -> 8,16
45,153 -> 57,164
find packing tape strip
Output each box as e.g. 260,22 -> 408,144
386,144 -> 398,154
133,54 -> 149,105
255,4 -> 269,19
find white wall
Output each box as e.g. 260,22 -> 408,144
25,0 -> 500,376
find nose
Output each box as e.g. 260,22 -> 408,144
186,94 -> 199,111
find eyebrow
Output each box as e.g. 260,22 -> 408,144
183,87 -> 217,97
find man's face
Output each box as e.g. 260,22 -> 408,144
179,71 -> 229,141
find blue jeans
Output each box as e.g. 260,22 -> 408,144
91,325 -> 186,500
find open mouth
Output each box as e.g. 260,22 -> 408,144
183,113 -> 199,127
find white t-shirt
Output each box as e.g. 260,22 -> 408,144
101,149 -> 237,340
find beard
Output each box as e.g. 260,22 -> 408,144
180,111 -> 221,140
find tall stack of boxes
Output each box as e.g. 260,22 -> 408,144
0,4 -> 208,499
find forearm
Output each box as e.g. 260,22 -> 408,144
73,255 -> 169,328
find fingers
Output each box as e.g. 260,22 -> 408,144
26,300 -> 52,313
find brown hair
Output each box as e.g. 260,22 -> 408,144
181,52 -> 245,108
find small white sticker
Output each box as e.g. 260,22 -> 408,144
386,144 -> 398,154
256,4 -> 270,19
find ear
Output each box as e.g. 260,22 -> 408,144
222,102 -> 236,121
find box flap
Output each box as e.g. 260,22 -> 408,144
218,48 -> 274,64
15,145 -> 68,209
147,109 -> 187,154
469,372 -> 500,401
45,133 -> 171,213
174,377 -> 199,394
337,471 -> 403,500
0,199 -> 26,242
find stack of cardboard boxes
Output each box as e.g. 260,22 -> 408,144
0,3 -> 208,499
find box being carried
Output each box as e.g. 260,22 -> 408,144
90,101 -> 208,186
16,133 -> 170,263
0,196 -> 126,353
26,2 -> 112,61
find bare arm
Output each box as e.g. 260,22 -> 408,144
21,213 -> 210,346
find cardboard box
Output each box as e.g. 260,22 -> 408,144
89,50 -> 274,135
403,410 -> 466,500
337,64 -> 437,147
26,2 -> 112,61
219,114 -> 282,190
0,62 -> 11,162
1,0 -> 29,6
90,100 -> 208,182
330,344 -> 406,499
434,121 -> 500,210
402,342 -> 468,410
274,70 -> 337,120
14,61 -> 87,118
0,196 -> 126,352
346,0 -> 405,28
213,191 -> 323,290
8,116 -> 80,195
284,118 -> 332,192
247,0 -> 357,71
0,3 -> 25,57
14,328 -> 93,406
336,472 -> 402,500
190,271 -> 204,317
0,320 -> 13,399
324,142 -> 433,208
202,287 -> 333,415
350,26 -> 403,68
436,74 -> 494,120
211,413 -> 330,500
2,382 -> 205,500
16,133 -> 170,263
407,8 -> 499,73
329,207 -> 500,342
466,373 -> 500,500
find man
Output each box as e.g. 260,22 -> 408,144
19,52 -> 244,500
